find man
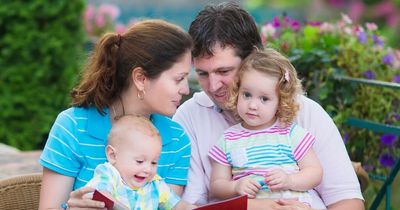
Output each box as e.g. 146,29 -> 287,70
173,2 -> 364,210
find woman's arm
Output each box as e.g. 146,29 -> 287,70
39,168 -> 74,209
39,168 -> 105,210
168,184 -> 184,196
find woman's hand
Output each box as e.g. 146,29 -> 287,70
65,187 -> 107,209
234,177 -> 262,198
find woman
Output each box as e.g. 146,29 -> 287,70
39,19 -> 193,209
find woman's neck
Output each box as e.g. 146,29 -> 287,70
110,92 -> 150,122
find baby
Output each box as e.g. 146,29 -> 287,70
86,115 -> 195,210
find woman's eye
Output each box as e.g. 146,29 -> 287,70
151,161 -> 158,165
136,160 -> 144,164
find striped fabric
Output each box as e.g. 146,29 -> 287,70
208,121 -> 315,203
40,106 -> 191,190
86,162 -> 180,210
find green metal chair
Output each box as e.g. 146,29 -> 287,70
334,75 -> 400,210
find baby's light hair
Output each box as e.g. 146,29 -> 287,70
108,115 -> 160,147
227,48 -> 303,127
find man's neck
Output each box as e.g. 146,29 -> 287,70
220,109 -> 239,126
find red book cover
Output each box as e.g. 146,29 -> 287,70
92,190 -> 129,210
194,195 -> 248,210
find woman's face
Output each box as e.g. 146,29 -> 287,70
144,51 -> 191,116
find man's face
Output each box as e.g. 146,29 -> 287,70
193,44 -> 242,109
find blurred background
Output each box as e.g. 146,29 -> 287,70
1,0 -> 399,209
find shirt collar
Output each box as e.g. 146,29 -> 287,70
87,106 -> 111,141
193,91 -> 222,113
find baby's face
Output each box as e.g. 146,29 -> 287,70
113,133 -> 161,189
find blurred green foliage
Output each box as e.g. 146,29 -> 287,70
0,1 -> 85,150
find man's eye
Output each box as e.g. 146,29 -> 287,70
197,72 -> 208,77
218,70 -> 229,75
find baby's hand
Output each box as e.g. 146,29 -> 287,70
234,177 -> 261,198
264,169 -> 292,191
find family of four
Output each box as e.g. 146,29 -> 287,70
39,2 -> 364,210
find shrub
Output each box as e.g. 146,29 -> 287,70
261,14 -> 400,177
0,1 -> 85,150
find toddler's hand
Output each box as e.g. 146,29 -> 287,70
234,177 -> 261,198
264,169 -> 292,191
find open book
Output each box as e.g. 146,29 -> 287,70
92,190 -> 129,210
194,195 -> 248,210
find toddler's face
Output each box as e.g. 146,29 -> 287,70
237,69 -> 279,130
113,133 -> 161,189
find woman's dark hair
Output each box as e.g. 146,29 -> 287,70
189,2 -> 262,59
71,19 -> 192,114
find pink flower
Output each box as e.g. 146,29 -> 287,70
95,15 -> 106,28
343,27 -> 352,35
84,4 -> 95,22
115,23 -> 126,34
373,1 -> 394,17
261,23 -> 276,38
349,1 -> 365,21
341,13 -> 352,24
272,17 -> 281,28
366,22 -> 378,31
98,4 -> 120,21
353,25 -> 364,34
85,23 -> 93,34
395,50 -> 400,60
319,22 -> 335,33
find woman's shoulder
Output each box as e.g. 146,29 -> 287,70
151,114 -> 184,130
55,106 -> 92,125
151,114 -> 188,143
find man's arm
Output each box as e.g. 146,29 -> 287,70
327,199 -> 364,210
297,96 -> 364,208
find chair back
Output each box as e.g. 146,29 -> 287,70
0,173 -> 42,210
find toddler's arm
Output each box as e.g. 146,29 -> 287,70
265,148 -> 322,191
210,160 -> 262,199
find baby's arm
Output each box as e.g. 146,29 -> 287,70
265,148 -> 322,191
210,160 -> 262,199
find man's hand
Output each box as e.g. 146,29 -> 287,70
276,199 -> 312,210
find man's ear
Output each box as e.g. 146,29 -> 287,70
131,67 -> 146,92
106,145 -> 117,164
